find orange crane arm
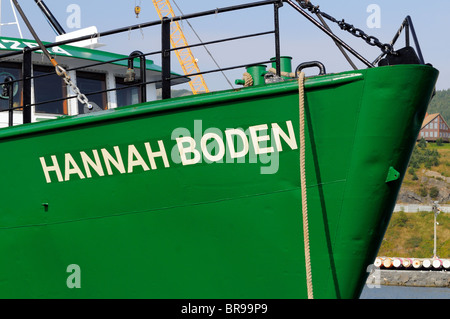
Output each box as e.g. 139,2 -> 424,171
152,0 -> 209,94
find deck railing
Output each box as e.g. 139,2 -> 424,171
0,0 -> 284,126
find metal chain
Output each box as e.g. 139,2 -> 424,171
12,0 -> 93,111
55,65 -> 93,110
297,0 -> 394,55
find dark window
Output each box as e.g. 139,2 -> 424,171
34,65 -> 67,114
115,77 -> 141,107
0,62 -> 22,111
76,71 -> 107,114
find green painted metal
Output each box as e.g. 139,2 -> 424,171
235,64 -> 268,86
271,56 -> 293,74
0,64 -> 438,298
386,167 -> 401,183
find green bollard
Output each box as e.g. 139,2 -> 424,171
270,56 -> 293,79
235,64 -> 267,86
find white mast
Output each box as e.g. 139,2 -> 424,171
0,0 -> 23,38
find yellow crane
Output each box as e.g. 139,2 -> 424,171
151,0 -> 209,94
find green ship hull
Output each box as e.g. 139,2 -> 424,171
0,64 -> 438,298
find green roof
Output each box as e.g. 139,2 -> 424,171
0,36 -> 179,75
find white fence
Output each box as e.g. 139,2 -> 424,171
394,204 -> 450,213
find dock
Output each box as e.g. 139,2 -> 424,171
367,257 -> 450,288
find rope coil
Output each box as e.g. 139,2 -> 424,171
55,65 -> 92,109
267,67 -> 296,78
242,72 -> 253,87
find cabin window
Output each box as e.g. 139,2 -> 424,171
34,65 -> 68,114
0,62 -> 22,112
76,71 -> 107,114
115,77 -> 141,107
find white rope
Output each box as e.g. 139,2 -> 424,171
242,72 -> 253,87
298,71 -> 313,299
267,67 -> 296,78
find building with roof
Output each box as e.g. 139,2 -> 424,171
418,113 -> 450,142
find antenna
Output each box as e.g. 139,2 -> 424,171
0,0 -> 23,38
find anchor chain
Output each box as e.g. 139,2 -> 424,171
55,65 -> 92,109
297,0 -> 394,55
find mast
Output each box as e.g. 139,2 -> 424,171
0,0 -> 24,38
34,0 -> 65,35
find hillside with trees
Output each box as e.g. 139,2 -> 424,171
427,89 -> 450,122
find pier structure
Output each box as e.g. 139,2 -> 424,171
367,257 -> 450,288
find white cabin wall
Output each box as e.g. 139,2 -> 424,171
106,72 -> 117,109
0,65 -> 166,129
67,70 -> 78,116
0,112 -> 23,128
146,82 -> 157,102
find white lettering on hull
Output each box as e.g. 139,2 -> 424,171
39,120 -> 298,183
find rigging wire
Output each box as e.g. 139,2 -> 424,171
172,0 -> 234,89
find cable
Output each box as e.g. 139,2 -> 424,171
172,0 -> 234,89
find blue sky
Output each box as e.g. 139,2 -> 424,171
1,0 -> 449,91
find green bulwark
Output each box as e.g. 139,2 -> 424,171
0,64 -> 438,298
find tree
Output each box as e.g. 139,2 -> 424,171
419,187 -> 428,197
429,186 -> 439,199
418,137 -> 427,149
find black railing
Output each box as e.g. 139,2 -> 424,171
0,0 -> 284,126
126,50 -> 147,102
3,76 -> 14,126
